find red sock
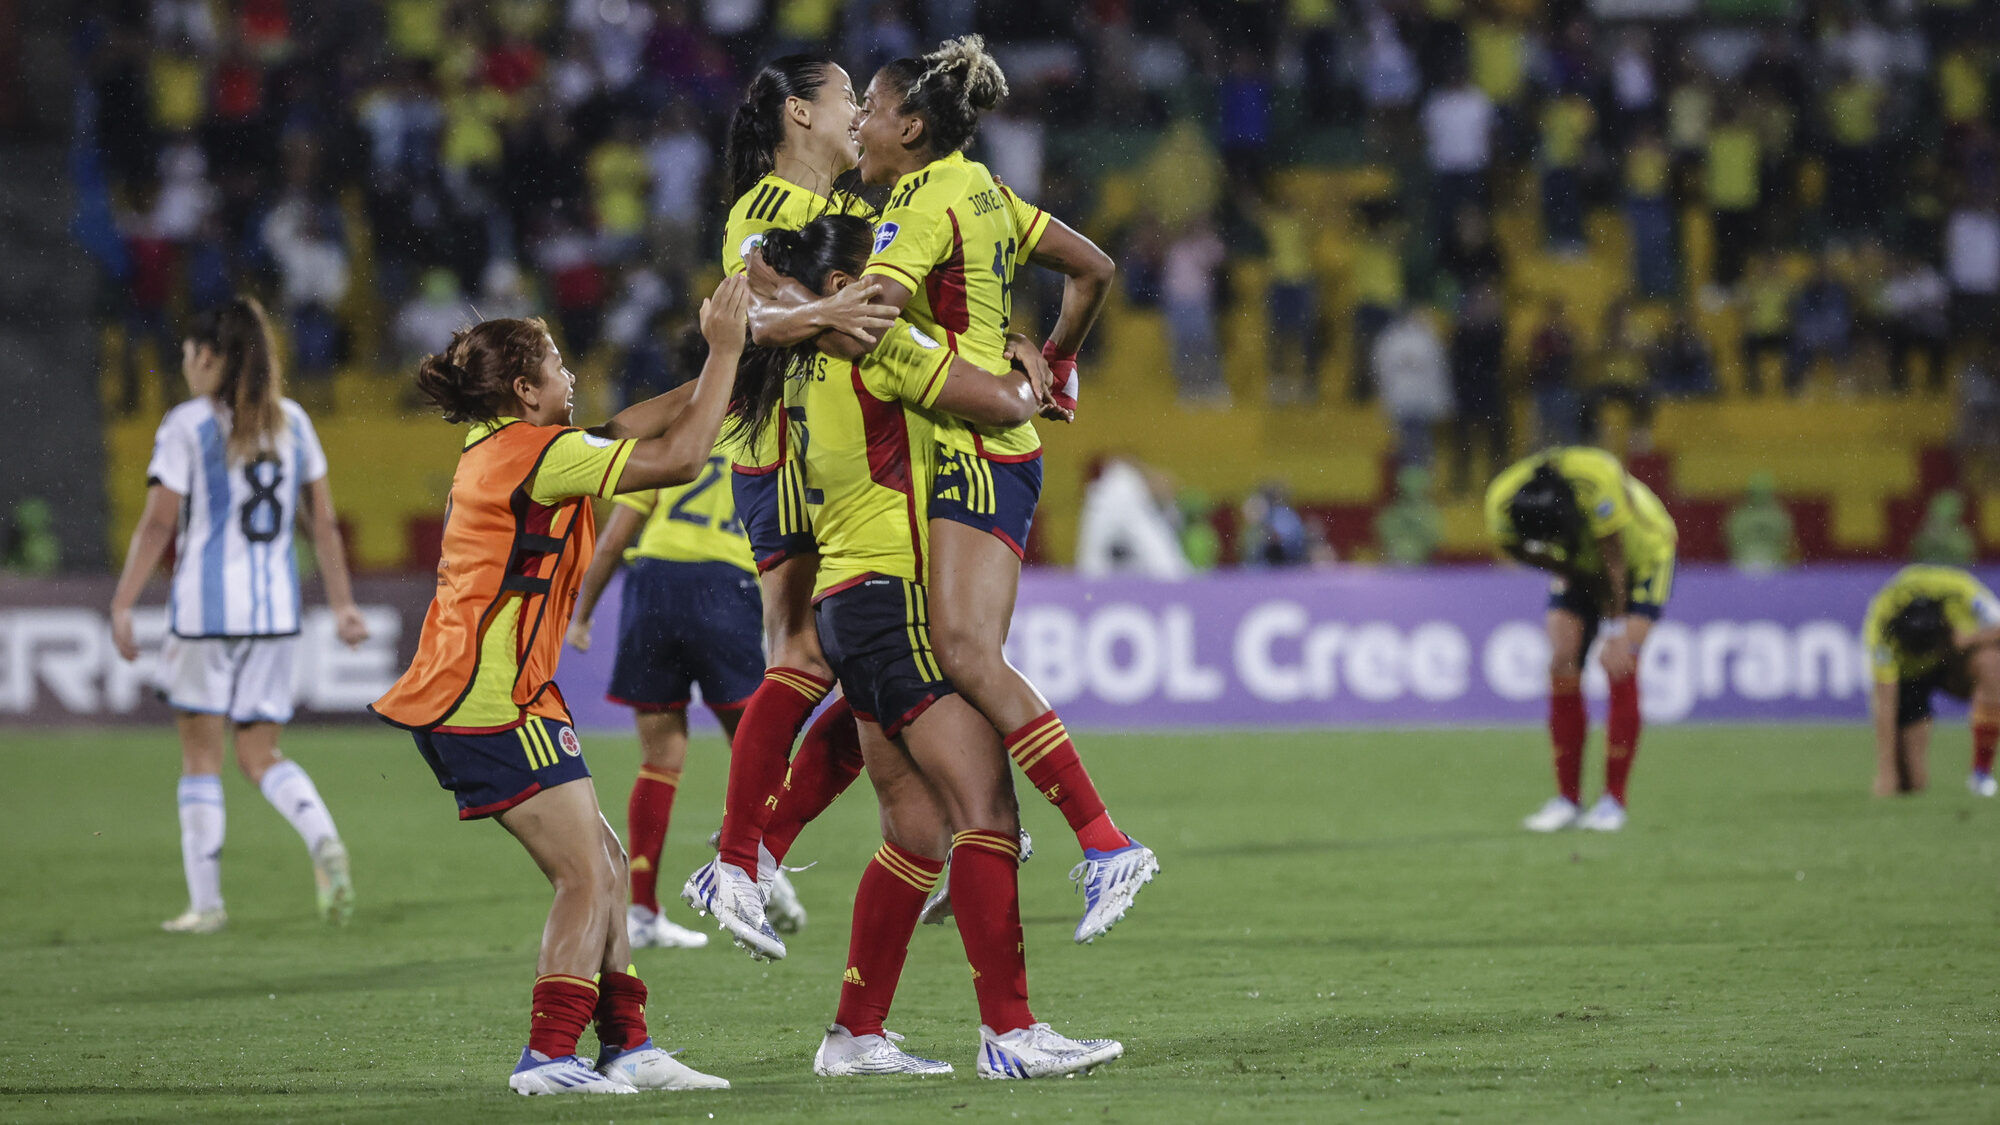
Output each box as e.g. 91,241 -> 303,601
948,830 -> 1034,1034
528,974 -> 599,1059
1605,674 -> 1641,805
1549,677 -> 1586,805
593,969 -> 650,1052
1974,719 -> 1999,776
764,696 -> 865,865
1005,712 -> 1129,852
833,841 -> 943,1038
626,766 -> 679,912
719,668 -> 830,876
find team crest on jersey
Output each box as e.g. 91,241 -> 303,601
740,232 -> 769,263
1594,499 -> 1614,519
873,222 -> 900,253
559,727 -> 582,757
907,325 -> 940,349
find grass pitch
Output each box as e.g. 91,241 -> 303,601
2,723 -> 1997,1123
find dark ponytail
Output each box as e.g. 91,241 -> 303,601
728,214 -> 876,444
725,55 -> 836,204
415,316 -> 553,425
879,35 -> 1008,158
185,296 -> 284,464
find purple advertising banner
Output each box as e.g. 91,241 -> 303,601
5,566 -> 1986,730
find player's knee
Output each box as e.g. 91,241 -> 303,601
931,622 -> 993,682
1549,654 -> 1583,681
1971,646 -> 2000,690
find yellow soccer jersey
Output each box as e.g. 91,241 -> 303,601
445,418 -> 635,729
615,433 -> 755,574
1485,447 -> 1678,582
800,320 -> 954,596
863,151 -> 1050,461
1861,565 -> 2000,684
721,173 -> 874,470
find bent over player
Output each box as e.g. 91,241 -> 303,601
1861,565 -> 2000,797
1486,447 -> 1679,833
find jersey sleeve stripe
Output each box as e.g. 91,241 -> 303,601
864,261 -> 924,290
594,439 -> 636,497
914,353 -> 951,407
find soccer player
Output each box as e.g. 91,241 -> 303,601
567,347 -> 763,951
1860,565 -> 2000,797
839,36 -> 1157,943
758,212 -> 1124,1078
684,55 -> 896,953
1484,447 -> 1679,832
370,280 -> 747,1096
108,297 -> 363,934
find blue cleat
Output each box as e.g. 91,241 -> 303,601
1068,840 -> 1159,944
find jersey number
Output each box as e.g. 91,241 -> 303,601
239,458 -> 284,544
990,237 -> 1017,329
667,456 -> 744,534
785,408 -> 825,505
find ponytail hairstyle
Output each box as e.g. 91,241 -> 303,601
725,55 -> 837,204
727,214 -> 875,444
414,316 -> 553,425
878,35 -> 1008,158
185,296 -> 285,464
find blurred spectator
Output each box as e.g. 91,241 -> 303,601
1785,260 -> 1852,395
1077,459 -> 1190,580
1176,490 -> 1221,572
1538,87 -> 1594,252
1706,105 -> 1762,287
1649,317 -> 1717,399
4,498 -> 60,576
260,145 -> 350,387
1375,465 -> 1441,568
1239,483 -> 1310,567
1163,215 -> 1228,406
1219,47 -> 1273,169
1348,203 -> 1404,401
1583,302 -> 1656,451
1118,212 -> 1166,310
589,115 -> 652,258
604,266 -> 675,407
1447,283 -> 1508,496
1879,251 -> 1950,394
1726,472 -> 1794,574
1957,346 -> 2000,489
644,102 -> 711,276
116,186 -> 178,411
1822,67 -> 1885,237
1527,300 -> 1581,446
394,267 -> 468,365
1625,126 -> 1676,298
1255,185 -> 1318,404
1374,307 -> 1450,469
1946,202 -> 1999,352
477,258 -> 537,322
1911,491 -> 1976,567
1422,64 -> 1495,253
533,216 -> 608,356
1360,12 -> 1421,156
1739,254 -> 1794,395
1437,202 -> 1503,293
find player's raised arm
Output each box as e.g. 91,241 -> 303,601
610,275 -> 751,493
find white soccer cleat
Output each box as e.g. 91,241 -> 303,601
629,906 -> 711,949
1577,794 -> 1627,832
1017,828 -> 1034,866
1069,840 -> 1160,944
712,861 -> 785,961
759,843 -> 809,934
1523,796 -> 1582,833
508,1049 -> 637,1095
597,1038 -> 730,1090
813,1025 -> 954,1076
312,838 -> 353,926
1971,772 -> 1998,798
976,1022 -> 1123,1079
681,858 -> 721,917
161,907 -> 227,934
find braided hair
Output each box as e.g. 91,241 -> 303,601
877,35 -> 1008,157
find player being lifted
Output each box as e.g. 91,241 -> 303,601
370,281 -> 747,1096
1485,447 -> 1679,833
568,333 -> 766,952
1860,565 -> 2000,797
108,296 -> 364,934
830,35 -> 1156,941
754,212 -> 1124,1078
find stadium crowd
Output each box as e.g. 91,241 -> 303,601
73,2 -> 2000,482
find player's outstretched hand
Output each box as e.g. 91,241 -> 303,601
822,279 -> 897,345
701,275 -> 752,357
110,606 -> 138,662
566,618 -> 592,653
334,605 -> 370,648
1007,333 -> 1055,400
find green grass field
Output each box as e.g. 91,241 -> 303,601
4,723 -> 1997,1123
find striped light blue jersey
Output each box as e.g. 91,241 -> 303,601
145,396 -> 329,638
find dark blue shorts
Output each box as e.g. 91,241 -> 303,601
733,464 -> 816,573
413,716 -> 592,820
608,558 -> 764,712
814,575 -> 954,738
1897,659 -> 1972,729
930,449 -> 1043,557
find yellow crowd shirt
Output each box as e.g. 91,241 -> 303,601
1862,565 -> 2000,684
863,151 -> 1050,461
800,321 -> 954,596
